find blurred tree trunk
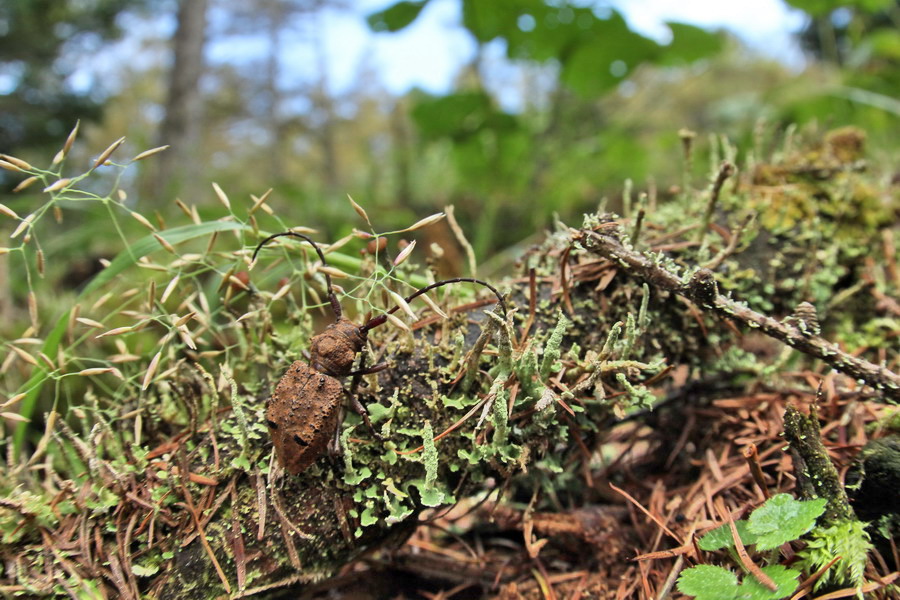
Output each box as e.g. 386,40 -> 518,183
263,0 -> 286,182
312,17 -> 340,191
150,0 -> 208,200
390,99 -> 412,207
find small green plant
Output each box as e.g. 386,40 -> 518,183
677,493 -> 827,600
677,564 -> 800,600
796,519 -> 872,593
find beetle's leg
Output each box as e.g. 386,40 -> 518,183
348,362 -> 388,377
345,390 -> 384,441
328,406 -> 345,457
346,347 -> 386,441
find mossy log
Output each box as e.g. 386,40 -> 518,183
151,222 -> 718,598
4,204 -> 896,598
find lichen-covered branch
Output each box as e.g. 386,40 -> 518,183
783,405 -> 853,523
575,227 -> 900,402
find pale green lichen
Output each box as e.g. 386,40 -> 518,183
618,313 -> 638,359
422,420 -> 438,488
514,349 -> 543,402
491,384 -> 510,448
598,321 -> 623,361
615,373 -> 656,411
342,426 -> 372,486
539,310 -> 570,380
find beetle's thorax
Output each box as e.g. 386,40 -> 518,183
309,317 -> 367,377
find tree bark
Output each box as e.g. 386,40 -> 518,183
150,0 -> 208,199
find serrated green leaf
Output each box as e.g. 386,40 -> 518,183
677,565 -> 738,599
699,519 -> 758,551
748,494 -> 827,550
739,565 -> 800,600
678,564 -> 800,600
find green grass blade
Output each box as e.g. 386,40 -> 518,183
13,221 -> 249,454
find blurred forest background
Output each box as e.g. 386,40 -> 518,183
2,0 -> 900,269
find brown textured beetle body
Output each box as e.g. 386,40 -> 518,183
309,318 -> 367,377
266,361 -> 344,474
266,317 -> 370,474
253,231 -> 506,475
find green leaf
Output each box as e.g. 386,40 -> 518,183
678,564 -> 800,600
782,0 -> 840,17
858,0 -> 897,10
748,494 -> 827,550
412,92 -> 494,140
503,4 -> 602,62
418,484 -> 445,507
784,0 -> 894,16
461,0 -> 541,44
13,221 -> 250,453
367,0 -> 430,33
797,519 -> 872,590
559,13 -> 658,97
739,565 -> 800,600
677,565 -> 739,599
867,30 -> 900,60
660,22 -> 724,65
132,563 -> 160,577
832,86 -> 900,117
231,454 -> 251,471
442,394 -> 480,409
699,519 -> 758,551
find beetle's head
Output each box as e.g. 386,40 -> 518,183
310,317 -> 367,377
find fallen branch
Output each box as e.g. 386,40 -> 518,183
575,227 -> 900,402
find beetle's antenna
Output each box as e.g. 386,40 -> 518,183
252,231 -> 343,320
361,277 -> 507,332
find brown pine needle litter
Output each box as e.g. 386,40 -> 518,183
316,379 -> 896,600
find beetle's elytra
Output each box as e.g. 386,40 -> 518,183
266,361 -> 343,474
253,231 -> 507,475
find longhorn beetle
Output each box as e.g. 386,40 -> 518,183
252,231 -> 507,474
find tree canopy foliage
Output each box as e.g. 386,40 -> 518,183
0,0 -> 147,152
1,0 -> 899,254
